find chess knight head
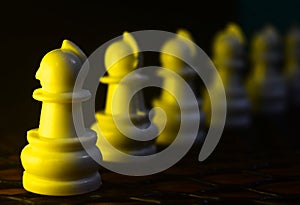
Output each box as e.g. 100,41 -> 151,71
105,32 -> 139,77
36,40 -> 87,93
160,29 -> 194,71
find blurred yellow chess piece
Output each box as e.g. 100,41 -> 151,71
285,28 -> 299,77
247,26 -> 287,115
153,29 -> 203,146
203,23 -> 251,129
284,26 -> 300,108
91,32 -> 157,162
20,40 -> 102,196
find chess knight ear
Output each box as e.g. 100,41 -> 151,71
123,31 -> 139,69
61,40 -> 87,63
123,31 -> 139,59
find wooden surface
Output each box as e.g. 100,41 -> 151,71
0,115 -> 299,204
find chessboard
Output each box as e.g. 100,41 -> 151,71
0,116 -> 299,204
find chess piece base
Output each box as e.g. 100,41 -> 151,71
23,171 -> 101,196
21,129 -> 102,196
91,122 -> 157,162
92,110 -> 158,162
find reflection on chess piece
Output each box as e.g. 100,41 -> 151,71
20,40 -> 102,196
203,23 -> 251,129
153,29 -> 204,147
91,32 -> 157,162
284,26 -> 300,109
247,26 -> 287,116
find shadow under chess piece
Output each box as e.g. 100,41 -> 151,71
247,26 -> 287,128
153,29 -> 205,149
91,32 -> 157,162
203,23 -> 251,131
20,40 -> 102,196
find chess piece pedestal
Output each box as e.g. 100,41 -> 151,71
221,71 -> 251,130
21,89 -> 101,196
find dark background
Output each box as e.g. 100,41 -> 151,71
1,0 -> 300,146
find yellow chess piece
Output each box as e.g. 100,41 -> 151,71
285,27 -> 299,77
153,29 -> 202,146
91,32 -> 157,162
247,26 -> 287,115
203,23 -> 251,129
284,27 -> 300,108
20,40 -> 102,196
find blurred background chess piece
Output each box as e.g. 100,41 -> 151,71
91,32 -> 157,162
203,23 -> 251,131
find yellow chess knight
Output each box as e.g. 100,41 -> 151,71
203,23 -> 251,129
91,32 -> 158,162
247,26 -> 287,116
20,40 -> 102,196
153,29 -> 204,147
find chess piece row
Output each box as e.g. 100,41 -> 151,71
20,23 -> 300,196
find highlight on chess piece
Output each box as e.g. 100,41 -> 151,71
20,40 -> 102,196
203,23 -> 251,129
152,29 -> 205,147
91,32 -> 158,162
247,25 -> 287,116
